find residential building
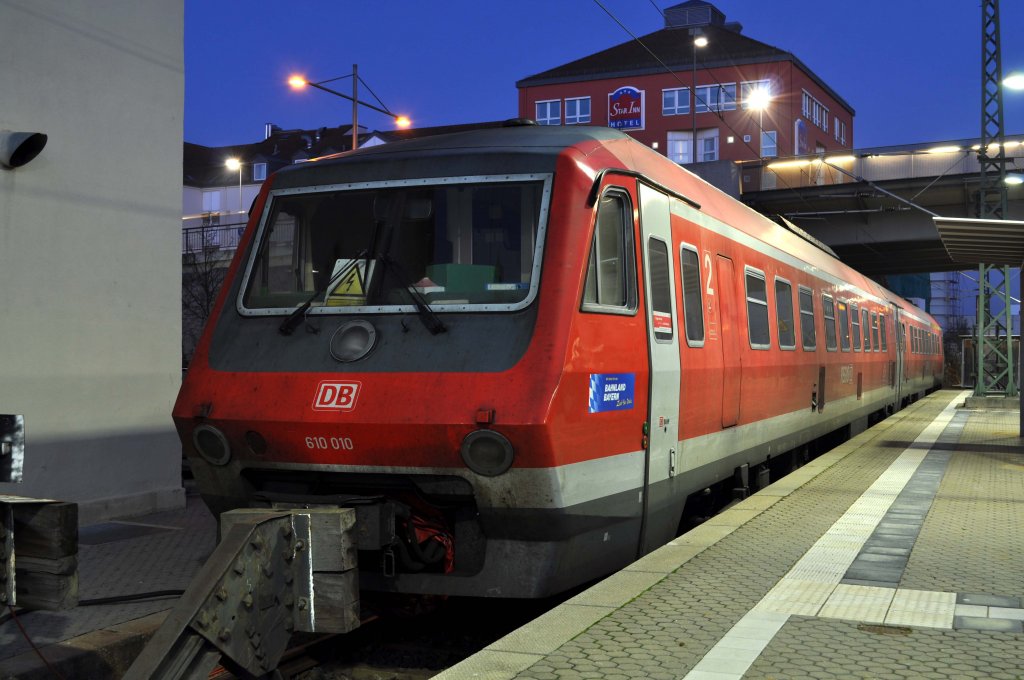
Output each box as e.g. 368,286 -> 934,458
517,0 -> 853,166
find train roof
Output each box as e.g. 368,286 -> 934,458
273,124 -> 621,181
266,124 -> 938,328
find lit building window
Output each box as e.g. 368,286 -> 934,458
253,162 -> 267,182
667,131 -> 692,164
662,87 -> 691,116
202,190 -> 221,213
740,80 -> 772,109
834,118 -> 847,145
565,97 -> 591,125
695,84 -> 736,113
535,100 -> 561,126
697,128 -> 719,162
802,90 -> 829,132
761,130 -> 777,158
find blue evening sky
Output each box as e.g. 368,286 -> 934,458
185,0 -> 1024,150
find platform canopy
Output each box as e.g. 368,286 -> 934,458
932,216 -> 1024,266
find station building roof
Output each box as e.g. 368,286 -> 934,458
516,0 -> 854,115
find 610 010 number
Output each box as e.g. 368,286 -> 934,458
304,436 -> 354,451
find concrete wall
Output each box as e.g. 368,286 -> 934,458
0,0 -> 185,523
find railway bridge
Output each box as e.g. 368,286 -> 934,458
721,137 -> 1024,278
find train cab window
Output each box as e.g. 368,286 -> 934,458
798,285 -> 816,350
774,278 -> 796,350
837,300 -> 851,351
582,191 -> 637,314
648,237 -> 674,342
862,308 -> 871,350
822,294 -> 838,351
877,313 -> 885,351
851,304 -> 862,351
745,267 -> 770,349
679,244 -> 705,346
241,176 -> 549,314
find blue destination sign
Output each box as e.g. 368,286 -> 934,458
589,373 -> 636,413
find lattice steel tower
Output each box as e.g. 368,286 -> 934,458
975,0 -> 1017,396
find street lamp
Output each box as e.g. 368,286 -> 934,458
1003,73 -> 1024,90
225,157 -> 242,213
690,29 -> 708,164
747,88 -> 771,157
288,65 -> 412,151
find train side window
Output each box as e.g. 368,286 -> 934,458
874,312 -> 883,351
775,277 -> 796,350
822,294 -> 838,351
862,308 -> 871,350
851,304 -> 862,351
582,191 -> 637,314
837,300 -> 851,351
798,285 -> 816,350
745,267 -> 770,349
679,244 -> 705,346
648,237 -> 674,342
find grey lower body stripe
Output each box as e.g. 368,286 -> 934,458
840,410 -> 967,588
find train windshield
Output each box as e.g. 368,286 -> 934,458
240,174 -> 551,315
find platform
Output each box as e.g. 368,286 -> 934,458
438,389 -> 1024,680
0,489 -> 215,679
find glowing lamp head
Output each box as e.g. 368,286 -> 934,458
394,115 -> 412,129
694,36 -> 708,48
1003,73 -> 1024,90
1005,174 -> 1024,186
747,89 -> 771,111
288,75 -> 308,90
225,157 -> 241,171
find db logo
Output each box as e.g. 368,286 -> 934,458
313,381 -> 361,411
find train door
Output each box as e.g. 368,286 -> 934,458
638,184 -> 681,553
893,306 -> 905,407
716,256 -> 741,427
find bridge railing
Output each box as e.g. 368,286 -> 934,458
738,138 -> 1024,193
182,222 -> 247,255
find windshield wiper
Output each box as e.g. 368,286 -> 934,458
278,250 -> 367,335
375,254 -> 446,335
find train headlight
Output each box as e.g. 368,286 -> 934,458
192,424 -> 232,466
460,430 -> 514,477
330,320 -> 377,363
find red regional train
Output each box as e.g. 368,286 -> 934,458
175,124 -> 943,598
